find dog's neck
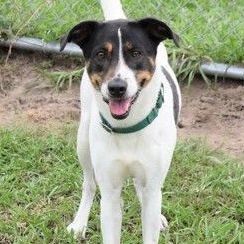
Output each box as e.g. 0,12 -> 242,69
94,65 -> 162,129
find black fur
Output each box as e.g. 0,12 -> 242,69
161,66 -> 180,124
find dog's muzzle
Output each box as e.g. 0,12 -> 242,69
103,78 -> 140,120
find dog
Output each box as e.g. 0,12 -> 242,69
60,0 -> 181,243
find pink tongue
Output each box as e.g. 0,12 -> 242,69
109,99 -> 131,116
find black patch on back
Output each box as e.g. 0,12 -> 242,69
161,66 -> 180,124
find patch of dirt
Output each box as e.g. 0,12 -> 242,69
179,81 -> 244,159
0,50 -> 81,125
0,50 -> 243,160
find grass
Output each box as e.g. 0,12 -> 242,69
0,125 -> 243,243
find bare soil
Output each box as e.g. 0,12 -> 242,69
180,82 -> 244,159
0,50 -> 243,160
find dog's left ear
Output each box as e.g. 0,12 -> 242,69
137,18 -> 180,47
60,21 -> 99,51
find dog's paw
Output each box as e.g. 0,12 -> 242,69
160,214 -> 168,231
67,222 -> 86,239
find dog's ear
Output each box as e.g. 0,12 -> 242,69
60,21 -> 99,51
137,18 -> 180,47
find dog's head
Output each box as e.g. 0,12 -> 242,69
60,18 -> 179,120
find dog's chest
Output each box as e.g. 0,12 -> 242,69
90,118 -> 169,162
90,121 -> 175,186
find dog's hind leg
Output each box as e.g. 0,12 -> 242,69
67,124 -> 96,238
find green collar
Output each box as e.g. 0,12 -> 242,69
100,84 -> 164,134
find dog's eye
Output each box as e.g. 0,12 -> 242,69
96,51 -> 106,59
131,50 -> 142,58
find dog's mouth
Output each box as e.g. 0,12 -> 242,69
103,92 -> 140,120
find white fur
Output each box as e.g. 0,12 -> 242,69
67,0 -> 181,243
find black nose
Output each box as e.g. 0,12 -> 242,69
108,78 -> 127,98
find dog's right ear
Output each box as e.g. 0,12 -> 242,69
60,21 -> 99,51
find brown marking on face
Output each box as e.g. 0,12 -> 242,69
89,66 -> 117,89
104,42 -> 113,54
136,70 -> 154,87
90,73 -> 103,89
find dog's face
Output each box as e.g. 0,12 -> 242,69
61,18 -> 179,119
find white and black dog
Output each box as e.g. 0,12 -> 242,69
60,0 -> 181,243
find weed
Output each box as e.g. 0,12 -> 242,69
168,46 -> 211,86
44,68 -> 83,90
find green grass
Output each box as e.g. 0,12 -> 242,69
0,125 -> 243,243
0,0 -> 243,64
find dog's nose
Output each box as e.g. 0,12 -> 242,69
108,78 -> 127,98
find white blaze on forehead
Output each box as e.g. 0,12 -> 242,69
100,28 -> 138,99
115,28 -> 138,97
117,28 -> 129,72
118,28 -> 123,65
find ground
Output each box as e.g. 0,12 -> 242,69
0,50 -> 243,243
0,50 -> 243,160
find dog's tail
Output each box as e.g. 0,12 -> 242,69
100,0 -> 126,21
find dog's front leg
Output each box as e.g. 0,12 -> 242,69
67,170 -> 96,237
98,184 -> 123,244
141,186 -> 162,244
134,179 -> 168,234
93,160 -> 124,244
